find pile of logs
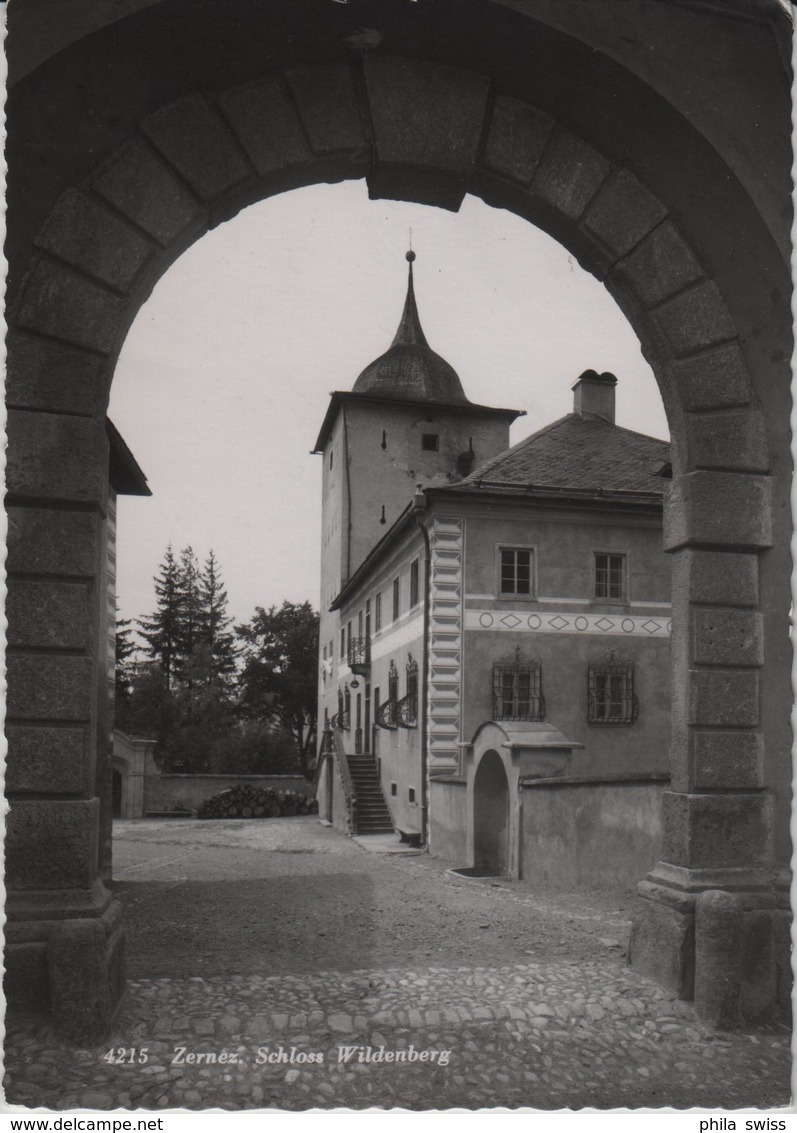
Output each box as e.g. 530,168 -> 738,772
198,783 -> 319,820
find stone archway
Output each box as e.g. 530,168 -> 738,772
473,751 -> 510,877
6,1 -> 791,1036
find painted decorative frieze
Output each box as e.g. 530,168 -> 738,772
465,609 -> 671,638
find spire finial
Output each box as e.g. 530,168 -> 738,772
406,249 -> 416,262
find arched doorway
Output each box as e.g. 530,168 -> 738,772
5,0 -> 790,1035
473,751 -> 510,877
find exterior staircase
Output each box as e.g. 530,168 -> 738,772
347,754 -> 394,835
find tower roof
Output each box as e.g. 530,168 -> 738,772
352,251 -> 470,405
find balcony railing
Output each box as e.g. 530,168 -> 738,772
347,637 -> 370,673
376,697 -> 398,730
396,693 -> 418,728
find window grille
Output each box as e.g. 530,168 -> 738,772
377,661 -> 399,729
588,659 -> 638,724
594,553 -> 626,599
500,548 -> 532,595
493,660 -> 544,721
332,686 -> 350,731
397,655 -> 418,727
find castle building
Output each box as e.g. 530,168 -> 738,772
315,254 -> 672,889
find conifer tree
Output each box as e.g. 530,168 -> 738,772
114,607 -> 137,713
137,545 -> 182,689
200,549 -> 238,684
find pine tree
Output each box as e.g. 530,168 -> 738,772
138,545 -> 182,690
200,549 -> 238,685
114,607 -> 137,714
176,546 -> 202,666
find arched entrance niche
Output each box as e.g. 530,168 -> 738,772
6,6 -> 791,1036
473,751 -> 511,877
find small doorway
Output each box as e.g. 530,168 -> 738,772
473,750 -> 509,876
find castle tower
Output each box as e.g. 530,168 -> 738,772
314,251 -> 523,611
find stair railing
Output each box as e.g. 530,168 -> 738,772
330,727 -> 358,836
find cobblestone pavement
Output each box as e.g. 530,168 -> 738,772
5,820 -> 792,1112
5,959 -> 791,1112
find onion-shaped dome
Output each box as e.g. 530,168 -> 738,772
353,251 -> 470,405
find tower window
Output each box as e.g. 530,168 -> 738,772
594,553 -> 626,600
422,433 -> 439,451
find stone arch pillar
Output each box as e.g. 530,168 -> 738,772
5,50 -> 786,1034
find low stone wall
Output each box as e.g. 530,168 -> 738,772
520,774 -> 669,892
144,774 -> 313,815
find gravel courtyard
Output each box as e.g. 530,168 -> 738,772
4,817 -> 791,1112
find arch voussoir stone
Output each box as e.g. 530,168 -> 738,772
92,138 -> 208,246
33,188 -> 158,293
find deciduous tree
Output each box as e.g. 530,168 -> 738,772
236,601 -> 319,779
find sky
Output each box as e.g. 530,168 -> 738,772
110,180 -> 669,632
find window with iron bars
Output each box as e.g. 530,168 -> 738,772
588,661 -> 638,724
377,661 -> 399,729
334,686 -> 351,731
493,661 -> 544,721
594,552 -> 626,600
397,655 -> 418,727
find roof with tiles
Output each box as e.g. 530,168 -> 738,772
457,412 -> 670,496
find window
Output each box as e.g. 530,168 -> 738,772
322,644 -> 327,661
374,592 -> 382,633
408,787 -> 416,803
364,684 -> 371,752
391,782 -> 397,797
493,658 -> 544,721
358,610 -> 363,638
500,548 -> 533,595
410,559 -> 420,608
398,654 -> 418,727
376,663 -> 399,729
588,658 -> 638,724
329,449 -> 334,469
594,552 -> 626,600
422,433 -> 439,451
365,598 -> 371,641
392,577 -> 400,621
340,627 -> 345,658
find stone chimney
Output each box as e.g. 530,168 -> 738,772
572,370 -> 617,424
